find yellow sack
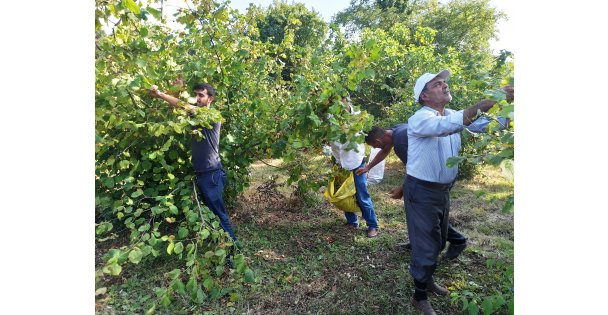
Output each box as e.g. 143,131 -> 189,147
324,172 -> 360,213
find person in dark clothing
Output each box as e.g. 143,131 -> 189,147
149,82 -> 237,245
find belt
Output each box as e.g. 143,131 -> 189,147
407,175 -> 453,191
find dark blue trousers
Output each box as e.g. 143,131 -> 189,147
195,168 -> 237,242
404,176 -> 465,283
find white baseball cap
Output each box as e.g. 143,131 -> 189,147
413,69 -> 451,102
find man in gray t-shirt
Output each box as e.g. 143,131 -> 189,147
149,82 -> 237,246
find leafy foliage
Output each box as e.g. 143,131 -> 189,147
450,258 -> 514,315
95,0 -> 514,310
96,0 -> 376,309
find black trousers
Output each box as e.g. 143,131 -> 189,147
404,175 -> 466,283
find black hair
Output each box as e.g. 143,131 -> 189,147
365,126 -> 386,144
192,83 -> 215,97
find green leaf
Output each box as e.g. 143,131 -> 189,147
160,294 -> 171,307
186,277 -> 197,295
128,248 -> 144,264
446,156 -> 465,168
363,68 -> 375,79
96,222 -> 113,235
485,89 -> 506,102
105,263 -> 122,276
103,249 -> 121,264
196,288 -> 206,304
147,7 -> 161,19
138,223 -> 150,232
481,298 -> 493,314
151,206 -> 164,215
468,301 -> 479,315
123,0 -> 140,15
215,264 -> 224,277
167,242 -> 174,255
119,160 -> 130,169
499,104 -> 514,117
131,189 -> 143,198
135,58 -> 147,68
498,149 -> 514,159
178,227 -> 189,238
292,140 -> 302,149
102,177 -> 115,189
229,293 -> 240,302
167,268 -> 181,280
95,287 -> 107,296
203,278 -> 214,291
244,268 -> 255,283
145,303 -> 156,315
215,249 -> 226,257
173,279 -> 186,295
307,114 -> 322,126
200,229 -> 210,240
173,242 -> 184,254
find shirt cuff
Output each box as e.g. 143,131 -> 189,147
449,110 -> 465,126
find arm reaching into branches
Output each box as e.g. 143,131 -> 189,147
149,84 -> 179,107
462,85 -> 514,125
149,83 -> 197,114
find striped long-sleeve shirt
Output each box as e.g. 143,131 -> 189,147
406,106 -> 504,184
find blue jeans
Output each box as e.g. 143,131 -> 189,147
344,161 -> 379,229
195,168 -> 237,242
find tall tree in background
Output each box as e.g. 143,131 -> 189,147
248,0 -> 328,81
420,0 -> 505,54
333,0 -> 422,39
334,0 -> 504,55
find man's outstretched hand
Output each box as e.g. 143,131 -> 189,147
149,85 -> 162,98
389,186 -> 403,199
355,166 -> 369,176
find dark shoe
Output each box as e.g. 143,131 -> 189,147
444,242 -> 467,260
367,228 -> 378,238
411,298 -> 437,315
426,281 -> 449,296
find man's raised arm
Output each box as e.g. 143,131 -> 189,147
149,83 -> 198,114
149,85 -> 180,108
462,85 -> 514,125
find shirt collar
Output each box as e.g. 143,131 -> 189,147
422,106 -> 451,116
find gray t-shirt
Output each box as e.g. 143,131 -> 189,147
391,123 -> 408,166
191,122 -> 221,173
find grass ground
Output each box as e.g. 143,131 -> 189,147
96,153 -> 513,315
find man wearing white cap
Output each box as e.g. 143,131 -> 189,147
405,70 -> 513,314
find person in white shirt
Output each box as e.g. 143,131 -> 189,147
405,70 -> 513,315
329,96 -> 379,238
